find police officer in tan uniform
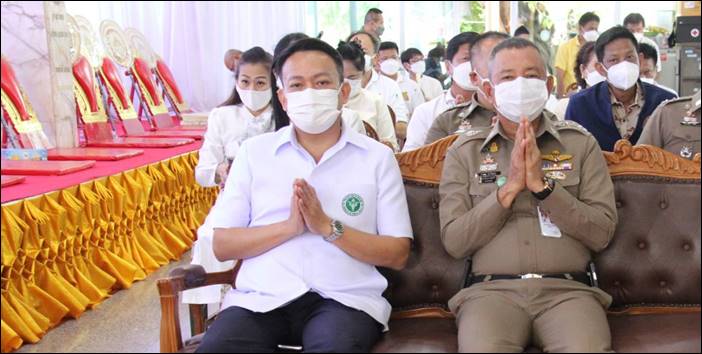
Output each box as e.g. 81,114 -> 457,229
639,90 -> 701,160
425,32 -> 510,145
440,38 -> 617,352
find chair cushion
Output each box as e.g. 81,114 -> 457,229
73,56 -> 99,113
609,312 -> 701,353
372,318 -> 457,353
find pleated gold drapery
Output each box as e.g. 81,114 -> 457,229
0,152 -> 218,352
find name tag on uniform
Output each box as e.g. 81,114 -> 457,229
537,206 -> 562,238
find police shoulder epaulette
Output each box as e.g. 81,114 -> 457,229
553,120 -> 590,134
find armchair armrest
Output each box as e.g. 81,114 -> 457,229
157,262 -> 241,352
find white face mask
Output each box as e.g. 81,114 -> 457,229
236,85 -> 272,111
604,61 -> 640,90
364,54 -> 373,72
633,32 -> 645,42
493,77 -> 549,122
585,69 -> 606,87
285,88 -> 340,134
410,60 -> 426,75
582,30 -> 599,42
346,78 -> 362,99
452,61 -> 476,90
380,59 -> 401,76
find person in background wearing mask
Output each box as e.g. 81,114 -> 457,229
638,89 -> 700,160
638,42 -> 677,96
348,31 -> 410,139
425,44 -> 448,84
440,38 -> 616,352
184,47 -> 277,307
196,38 -> 412,353
401,47 -> 443,101
554,12 -> 600,98
378,41 -> 425,115
514,25 -> 530,40
338,40 -> 398,150
403,32 -> 479,152
425,31 -> 509,144
566,26 -> 676,151
362,8 -> 385,40
624,13 -> 662,73
552,42 -> 602,120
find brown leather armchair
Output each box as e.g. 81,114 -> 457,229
158,139 -> 701,353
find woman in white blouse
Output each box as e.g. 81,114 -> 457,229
195,47 -> 277,188
337,40 -> 398,151
185,47 -> 277,305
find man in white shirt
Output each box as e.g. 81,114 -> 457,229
638,42 -> 678,97
401,47 -> 444,101
624,13 -> 662,73
348,31 -> 410,125
196,38 -> 412,353
377,41 -> 425,115
403,31 -> 480,152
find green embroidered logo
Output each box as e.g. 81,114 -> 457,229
342,193 -> 364,216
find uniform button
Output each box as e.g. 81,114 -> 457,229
683,243 -> 691,251
638,242 -> 646,249
659,280 -> 667,287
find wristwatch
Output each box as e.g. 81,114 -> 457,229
532,177 -> 555,200
324,219 -> 344,242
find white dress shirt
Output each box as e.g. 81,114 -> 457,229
402,90 -> 457,152
417,74 -> 444,102
344,88 -> 398,151
195,104 -> 274,187
395,73 -> 426,115
184,103 -> 273,305
207,121 -> 413,330
365,70 -> 409,123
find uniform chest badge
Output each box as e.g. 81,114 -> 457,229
342,194 -> 364,216
541,150 -> 574,172
681,116 -> 700,126
680,145 -> 693,159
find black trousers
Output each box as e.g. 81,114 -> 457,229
195,292 -> 382,353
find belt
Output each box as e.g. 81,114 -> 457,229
469,272 -> 591,287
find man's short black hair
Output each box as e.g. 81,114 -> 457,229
364,8 -> 383,24
594,25 -> 638,62
489,37 -> 546,75
638,42 -> 658,65
274,32 -> 309,59
514,25 -> 529,37
401,48 -> 423,64
579,12 -> 600,27
470,31 -> 510,59
446,31 -> 479,62
347,30 -> 379,53
337,40 -> 366,72
623,13 -> 645,27
379,41 -> 399,54
274,38 -> 344,85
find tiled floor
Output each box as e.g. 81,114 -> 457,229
17,251 -> 196,353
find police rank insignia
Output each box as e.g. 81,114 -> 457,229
681,116 -> 700,126
342,194 -> 364,216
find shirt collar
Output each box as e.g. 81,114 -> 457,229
609,82 -> 643,107
480,113 -> 562,150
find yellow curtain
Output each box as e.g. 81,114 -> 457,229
0,152 -> 218,352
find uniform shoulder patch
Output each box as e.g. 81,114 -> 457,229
659,96 -> 691,107
554,120 -> 591,135
452,127 -> 491,149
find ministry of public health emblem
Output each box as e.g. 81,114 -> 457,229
342,193 -> 364,216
